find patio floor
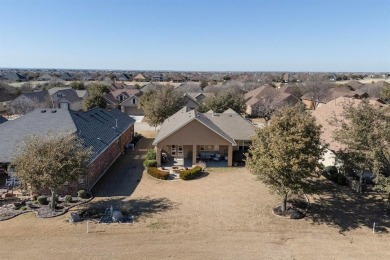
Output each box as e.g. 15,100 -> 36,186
162,158 -> 228,168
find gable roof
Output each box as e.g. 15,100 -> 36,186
51,89 -> 83,103
0,92 -> 18,102
0,108 -> 135,163
19,91 -> 50,103
133,73 -> 146,80
152,107 -> 236,146
4,72 -> 26,81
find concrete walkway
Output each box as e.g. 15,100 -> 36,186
92,137 -> 153,197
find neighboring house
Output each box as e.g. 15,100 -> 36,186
300,86 -> 368,109
245,84 -> 300,116
0,92 -> 18,113
59,72 -> 74,81
281,73 -> 298,83
311,96 -> 386,167
151,73 -> 164,82
49,87 -> 88,111
140,82 -> 161,93
116,73 -> 132,81
37,73 -> 56,81
133,73 -> 147,82
183,92 -> 211,110
3,72 -> 26,82
0,108 -> 135,195
10,91 -> 51,114
103,89 -> 143,115
108,82 -> 138,91
153,107 -> 256,167
166,73 -> 186,83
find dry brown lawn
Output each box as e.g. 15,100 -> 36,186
1,164 -> 389,260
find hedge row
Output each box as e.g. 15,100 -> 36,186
144,159 -> 157,168
147,167 -> 169,180
179,166 -> 203,180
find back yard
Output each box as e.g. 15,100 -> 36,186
0,158 -> 389,259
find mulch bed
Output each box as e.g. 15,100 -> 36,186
272,195 -> 309,219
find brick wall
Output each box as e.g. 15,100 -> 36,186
50,124 -> 134,195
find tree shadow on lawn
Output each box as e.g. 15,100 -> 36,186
307,179 -> 390,233
78,196 -> 177,221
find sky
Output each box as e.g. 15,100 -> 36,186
0,0 -> 389,72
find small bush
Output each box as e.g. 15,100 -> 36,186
37,196 -> 48,205
78,190 -> 87,199
196,161 -> 207,172
143,159 -> 157,168
64,195 -> 73,203
179,166 -> 203,180
145,149 -> 156,160
147,167 -> 169,180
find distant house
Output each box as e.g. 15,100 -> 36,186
140,82 -> 161,93
49,87 -> 88,111
10,91 -> 51,114
281,73 -> 298,83
59,72 -> 74,81
37,73 -> 56,81
0,108 -> 135,195
3,72 -> 26,82
116,73 -> 132,81
153,107 -> 256,167
103,89 -> 143,115
0,92 -> 18,113
183,92 -> 211,110
167,74 -> 186,83
108,82 -> 138,91
151,73 -> 164,82
133,73 -> 147,82
245,84 -> 300,116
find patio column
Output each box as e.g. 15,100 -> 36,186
227,145 -> 233,167
156,146 -> 162,167
192,145 -> 197,166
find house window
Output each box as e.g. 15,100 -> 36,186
132,98 -> 136,105
57,93 -> 63,98
178,146 -> 183,157
171,145 -> 176,156
78,177 -> 84,184
200,145 -> 214,151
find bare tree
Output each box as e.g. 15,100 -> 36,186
9,96 -> 51,115
301,80 -> 333,109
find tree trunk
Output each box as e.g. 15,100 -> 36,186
358,171 -> 363,194
281,193 -> 288,212
50,190 -> 56,212
387,193 -> 390,214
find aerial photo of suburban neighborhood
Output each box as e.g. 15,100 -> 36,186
0,0 -> 390,259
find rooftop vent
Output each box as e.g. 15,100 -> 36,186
41,110 -> 46,113
51,110 -> 57,113
212,113 -> 220,117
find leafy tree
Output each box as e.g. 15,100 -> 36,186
200,80 -> 208,91
331,99 -> 388,193
84,83 -> 109,110
70,81 -> 86,90
246,105 -> 324,212
331,99 -> 390,201
139,85 -> 186,127
199,89 -> 246,114
13,132 -> 91,210
381,83 -> 390,103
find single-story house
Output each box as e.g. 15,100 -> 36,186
152,107 -> 256,167
10,91 -> 51,114
49,87 -> 88,111
133,73 -> 147,82
0,108 -> 135,194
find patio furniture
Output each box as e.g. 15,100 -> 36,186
213,154 -> 222,161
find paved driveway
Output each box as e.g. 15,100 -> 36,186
92,137 -> 153,197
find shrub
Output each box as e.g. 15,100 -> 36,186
145,149 -> 156,160
20,206 -> 28,211
179,166 -> 203,180
147,167 -> 169,180
37,196 -> 48,205
64,195 -> 73,203
143,159 -> 157,168
78,190 -> 87,199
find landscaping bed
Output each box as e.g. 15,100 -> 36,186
272,194 -> 309,219
0,193 -> 92,220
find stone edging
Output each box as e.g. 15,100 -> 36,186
36,196 -> 94,218
0,209 -> 33,221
